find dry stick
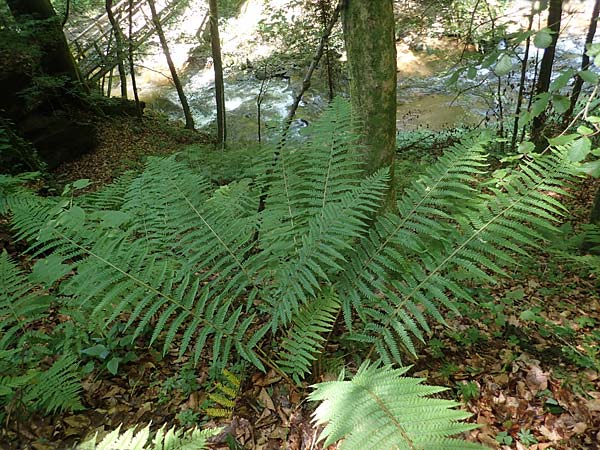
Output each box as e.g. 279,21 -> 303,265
510,2 -> 535,152
563,0 -> 600,123
128,0 -> 142,117
250,0 -> 342,249
281,0 -> 342,138
106,0 -> 128,98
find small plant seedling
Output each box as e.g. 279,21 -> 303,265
456,381 -> 480,401
495,431 -> 513,445
517,428 -> 538,445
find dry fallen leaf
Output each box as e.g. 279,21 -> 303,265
525,365 -> 548,394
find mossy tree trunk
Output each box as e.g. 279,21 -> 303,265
208,0 -> 226,145
6,0 -> 82,83
342,0 -> 397,203
147,0 -> 195,130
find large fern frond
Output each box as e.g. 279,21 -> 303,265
310,362 -> 485,450
78,423 -> 221,450
276,289 -> 341,384
22,353 -> 83,414
0,250 -> 52,349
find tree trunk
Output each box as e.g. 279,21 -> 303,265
128,0 -> 141,116
106,0 -> 127,98
564,0 -> 600,122
6,0 -> 82,83
209,0 -> 226,145
147,0 -> 195,130
511,3 -> 534,152
582,185 -> 600,254
531,0 -> 562,147
342,0 -> 397,203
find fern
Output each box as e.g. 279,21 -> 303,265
4,98 -> 576,379
77,423 -> 221,450
205,368 -> 241,418
0,250 -> 51,349
309,362 -> 486,450
276,289 -> 341,384
24,353 -> 83,414
340,146 -> 574,364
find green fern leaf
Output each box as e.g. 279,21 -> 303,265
309,363 -> 486,450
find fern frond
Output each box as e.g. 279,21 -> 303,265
205,368 -> 241,419
309,362 -> 485,450
338,138 -> 575,364
0,250 -> 52,349
276,290 -> 341,384
0,172 -> 44,215
259,98 -> 364,259
23,353 -> 83,414
78,423 -> 221,450
266,170 -> 389,327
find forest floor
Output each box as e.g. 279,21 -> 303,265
2,117 -> 600,450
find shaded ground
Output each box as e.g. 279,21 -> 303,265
1,117 -> 599,449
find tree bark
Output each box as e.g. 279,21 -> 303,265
284,0 -> 342,131
342,0 -> 397,203
511,2 -> 534,152
564,0 -> 600,122
582,186 -> 600,254
147,0 -> 195,130
531,0 -> 562,147
128,0 -> 141,116
209,0 -> 226,145
6,0 -> 82,83
106,0 -> 127,98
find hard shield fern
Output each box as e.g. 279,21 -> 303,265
309,362 -> 486,450
4,98 -> 576,381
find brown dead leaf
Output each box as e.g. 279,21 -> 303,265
539,424 -> 562,442
525,365 -> 548,395
586,398 -> 600,412
258,388 -> 275,410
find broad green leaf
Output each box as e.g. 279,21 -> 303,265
577,125 -> 594,136
586,42 -> 600,60
82,344 -> 109,359
97,210 -> 132,228
494,53 -> 513,76
72,179 -> 91,190
579,70 -> 599,84
31,255 -> 71,287
57,206 -> 86,229
106,357 -> 120,375
534,28 -> 553,49
518,141 -> 535,154
568,137 -> 592,162
552,95 -> 570,114
579,160 -> 600,177
531,93 -> 550,118
518,111 -> 532,127
467,66 -> 477,80
548,133 -> 578,146
549,69 -> 574,92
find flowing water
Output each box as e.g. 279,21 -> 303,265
126,0 -> 599,142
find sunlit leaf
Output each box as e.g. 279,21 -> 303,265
534,28 -> 553,49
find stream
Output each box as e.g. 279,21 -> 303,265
126,0 -> 599,143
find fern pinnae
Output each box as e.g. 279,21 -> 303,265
276,291 -> 341,384
365,148 -> 574,362
174,183 -> 254,284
